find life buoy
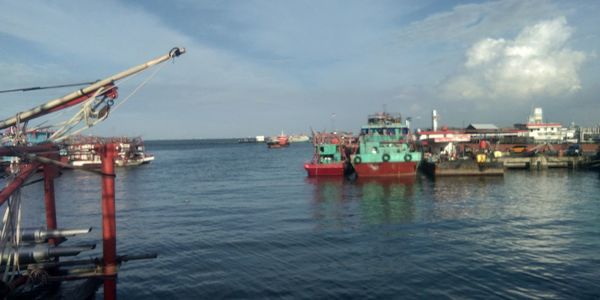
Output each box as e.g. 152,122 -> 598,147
354,156 -> 362,164
404,154 -> 412,162
382,153 -> 390,162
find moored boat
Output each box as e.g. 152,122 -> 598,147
351,113 -> 421,177
289,134 -> 310,143
64,135 -> 154,168
418,129 -> 504,176
304,132 -> 350,177
420,158 -> 504,176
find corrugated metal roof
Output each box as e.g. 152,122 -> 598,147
467,123 -> 498,130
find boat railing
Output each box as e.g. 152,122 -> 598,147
367,112 -> 402,125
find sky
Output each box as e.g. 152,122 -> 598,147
0,0 -> 599,139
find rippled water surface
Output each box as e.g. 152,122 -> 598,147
16,140 -> 600,299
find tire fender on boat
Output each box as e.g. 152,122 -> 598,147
382,153 -> 390,162
404,154 -> 412,162
354,156 -> 362,164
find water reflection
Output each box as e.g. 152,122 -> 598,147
425,176 -> 505,220
429,176 -> 505,202
306,176 -> 420,227
305,177 -> 349,229
355,177 -> 417,224
305,177 -> 345,203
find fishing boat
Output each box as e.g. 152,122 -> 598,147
64,136 -> 154,168
350,113 -> 421,177
0,47 -> 185,299
267,133 -> 290,149
304,132 -> 351,177
289,134 -> 310,143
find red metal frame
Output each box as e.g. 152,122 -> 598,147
0,163 -> 40,206
0,142 -> 120,299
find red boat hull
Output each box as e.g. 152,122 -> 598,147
353,162 -> 417,177
304,163 -> 345,177
268,143 -> 289,149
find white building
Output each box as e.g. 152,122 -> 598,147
577,126 -> 600,143
515,107 -> 576,143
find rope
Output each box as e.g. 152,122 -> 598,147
0,186 -> 23,282
1,59 -> 167,147
47,62 -> 166,143
111,61 -> 166,113
48,87 -> 108,142
28,71 -> 139,133
0,81 -> 97,94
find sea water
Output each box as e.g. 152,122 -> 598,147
14,140 -> 600,299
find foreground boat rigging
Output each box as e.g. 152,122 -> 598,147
0,47 -> 185,299
0,143 -> 156,299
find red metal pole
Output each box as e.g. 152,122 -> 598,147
43,161 -> 59,246
100,143 -> 117,300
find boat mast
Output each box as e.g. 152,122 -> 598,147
0,47 -> 186,130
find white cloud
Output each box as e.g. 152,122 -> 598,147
396,0 -> 562,46
442,17 -> 586,102
0,1 -> 302,138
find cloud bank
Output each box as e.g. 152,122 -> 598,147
443,17 -> 586,102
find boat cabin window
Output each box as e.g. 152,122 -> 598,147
361,127 -> 407,135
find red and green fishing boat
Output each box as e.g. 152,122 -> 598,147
304,132 -> 350,177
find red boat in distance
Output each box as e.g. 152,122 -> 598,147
267,133 -> 290,149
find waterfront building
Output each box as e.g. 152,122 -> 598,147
514,107 -> 576,144
577,126 -> 600,143
464,123 -> 527,143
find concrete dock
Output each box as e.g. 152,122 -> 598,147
498,156 -> 587,170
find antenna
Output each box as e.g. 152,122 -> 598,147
331,113 -> 336,133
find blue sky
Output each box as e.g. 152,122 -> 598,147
1,0 -> 599,139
